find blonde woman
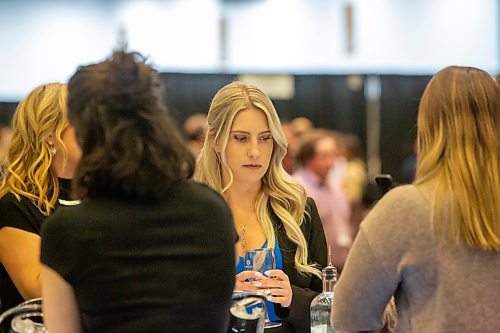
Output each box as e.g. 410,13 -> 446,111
0,83 -> 81,311
332,66 -> 500,332
196,81 -> 327,332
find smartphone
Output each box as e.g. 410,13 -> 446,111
375,174 -> 399,195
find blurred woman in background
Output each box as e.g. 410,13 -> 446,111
332,66 -> 500,332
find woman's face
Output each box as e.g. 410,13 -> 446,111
223,108 -> 274,187
61,125 -> 82,166
51,125 -> 82,178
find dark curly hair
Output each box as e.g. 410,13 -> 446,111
68,51 -> 194,199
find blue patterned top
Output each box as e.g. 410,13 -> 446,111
236,240 -> 283,322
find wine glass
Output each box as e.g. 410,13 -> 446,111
244,248 -> 282,329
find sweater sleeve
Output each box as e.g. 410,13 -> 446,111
331,230 -> 396,332
331,186 -> 420,332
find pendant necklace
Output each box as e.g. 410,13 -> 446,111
236,208 -> 256,250
238,212 -> 254,250
241,225 -> 246,249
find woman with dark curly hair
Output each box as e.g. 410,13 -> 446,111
40,51 -> 236,333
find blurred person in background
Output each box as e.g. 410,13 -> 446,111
280,121 -> 298,174
340,133 -> 368,235
183,112 -> 208,159
290,116 -> 313,139
0,83 -> 80,312
195,81 -> 327,333
339,133 -> 367,204
293,129 -> 352,272
40,51 -> 236,333
333,66 -> 500,332
280,116 -> 314,175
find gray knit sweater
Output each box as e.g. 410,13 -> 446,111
332,185 -> 500,333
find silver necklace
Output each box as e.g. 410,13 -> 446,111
241,225 -> 246,248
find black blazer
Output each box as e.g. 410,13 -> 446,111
271,197 -> 328,333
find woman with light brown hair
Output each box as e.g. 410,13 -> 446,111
333,66 -> 499,332
0,83 -> 81,311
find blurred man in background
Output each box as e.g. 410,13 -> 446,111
293,129 -> 352,272
183,113 -> 208,159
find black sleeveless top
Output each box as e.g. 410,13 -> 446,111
0,178 -> 73,312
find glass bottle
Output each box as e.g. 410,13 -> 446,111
310,245 -> 337,333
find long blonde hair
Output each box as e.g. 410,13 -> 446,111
0,83 -> 69,216
415,66 -> 499,251
195,81 -> 321,277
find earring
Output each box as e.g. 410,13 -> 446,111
49,142 -> 57,157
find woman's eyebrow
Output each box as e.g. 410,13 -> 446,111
230,130 -> 271,135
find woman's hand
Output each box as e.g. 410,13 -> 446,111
234,271 -> 265,292
260,269 -> 293,308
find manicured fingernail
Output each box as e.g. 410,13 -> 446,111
253,281 -> 262,287
264,270 -> 272,276
255,272 -> 263,277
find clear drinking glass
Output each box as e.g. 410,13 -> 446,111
229,291 -> 269,333
0,298 -> 47,333
244,248 -> 282,329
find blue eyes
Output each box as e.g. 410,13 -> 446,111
233,135 -> 272,142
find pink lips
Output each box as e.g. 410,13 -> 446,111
243,164 -> 262,169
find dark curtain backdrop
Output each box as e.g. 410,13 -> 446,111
380,75 -> 430,179
0,74 -> 431,180
0,102 -> 16,126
